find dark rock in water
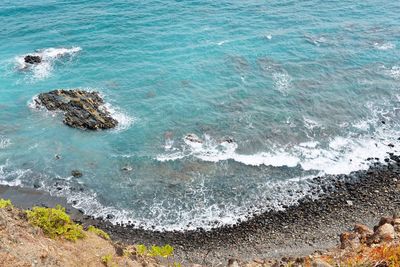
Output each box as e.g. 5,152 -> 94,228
223,137 -> 235,143
184,133 -> 202,144
71,170 -> 83,178
35,89 -> 118,130
121,165 -> 133,172
24,55 -> 42,64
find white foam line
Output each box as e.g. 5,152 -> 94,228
43,172 -> 320,232
156,119 -> 399,175
0,157 -> 323,231
0,161 -> 29,187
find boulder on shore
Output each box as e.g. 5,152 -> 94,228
353,223 -> 373,243
369,223 -> 395,243
35,89 -> 118,130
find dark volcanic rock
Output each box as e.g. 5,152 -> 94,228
35,89 -> 118,130
71,170 -> 83,178
24,55 -> 42,64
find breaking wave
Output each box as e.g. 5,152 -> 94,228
15,47 -> 82,80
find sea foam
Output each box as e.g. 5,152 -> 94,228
42,170 -> 321,231
373,41 -> 395,50
0,137 -> 11,149
156,116 -> 399,176
16,47 -> 82,80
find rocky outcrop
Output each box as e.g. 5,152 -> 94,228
340,214 -> 400,249
354,223 -> 373,243
370,223 -> 395,243
24,55 -> 42,64
35,89 -> 118,130
340,231 -> 360,249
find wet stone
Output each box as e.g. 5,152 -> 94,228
71,170 -> 83,178
24,55 -> 42,64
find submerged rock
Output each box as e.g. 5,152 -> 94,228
121,165 -> 133,172
35,89 -> 118,130
184,133 -> 203,144
24,55 -> 42,64
71,170 -> 83,178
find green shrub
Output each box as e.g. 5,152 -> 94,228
136,244 -> 148,256
87,225 -> 110,240
26,204 -> 85,241
135,244 -> 174,258
0,199 -> 13,208
149,244 -> 174,258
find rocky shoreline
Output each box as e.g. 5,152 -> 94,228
1,157 -> 400,266
96,159 -> 400,265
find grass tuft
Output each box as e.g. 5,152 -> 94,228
87,225 -> 110,240
135,244 -> 174,258
101,254 -> 114,267
0,199 -> 13,208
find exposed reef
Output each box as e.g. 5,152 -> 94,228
34,89 -> 118,130
24,55 -> 42,64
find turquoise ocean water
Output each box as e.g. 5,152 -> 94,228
0,0 -> 399,231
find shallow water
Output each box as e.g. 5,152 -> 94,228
0,0 -> 399,231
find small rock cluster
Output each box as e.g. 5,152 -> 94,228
35,89 -> 118,130
340,213 -> 400,249
24,55 -> 42,64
